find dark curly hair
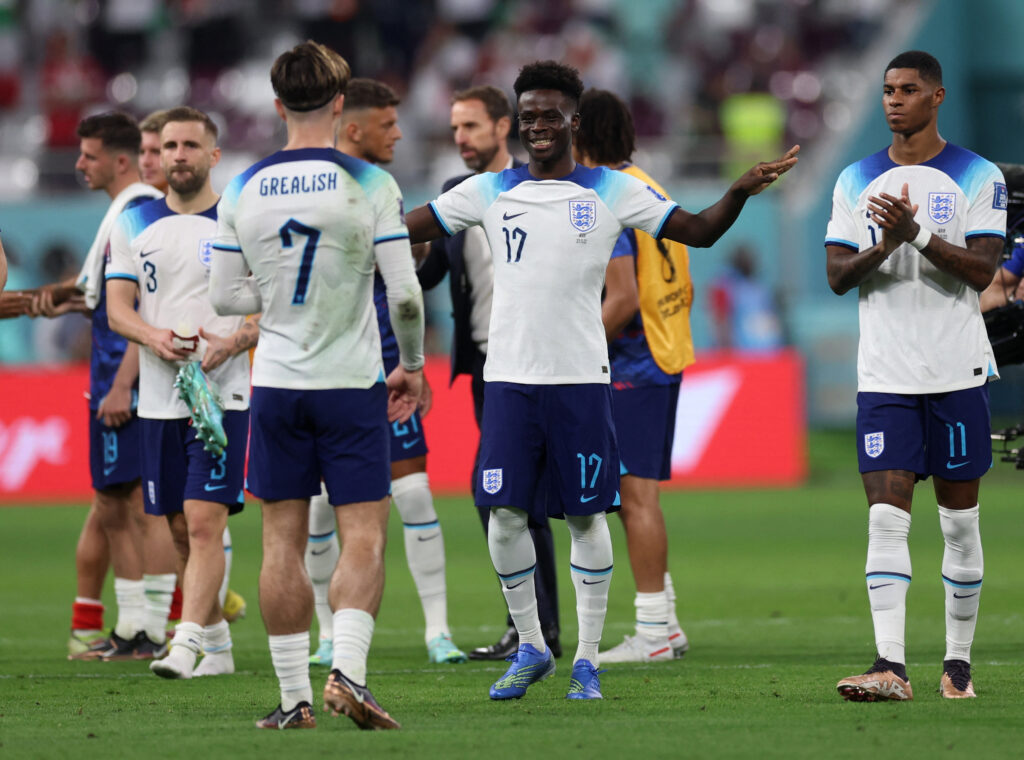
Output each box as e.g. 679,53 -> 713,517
513,61 -> 584,107
886,50 -> 942,86
576,89 -> 635,165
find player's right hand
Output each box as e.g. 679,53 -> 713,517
735,144 -> 800,196
386,365 -> 423,423
147,328 -> 194,362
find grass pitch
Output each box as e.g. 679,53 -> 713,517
2,431 -> 1024,759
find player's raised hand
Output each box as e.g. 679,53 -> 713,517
734,144 -> 800,196
28,285 -> 86,317
386,365 -> 423,423
147,328 -> 193,362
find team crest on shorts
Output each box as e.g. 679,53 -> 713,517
864,432 -> 884,459
569,200 -> 596,232
928,192 -> 956,224
198,238 -> 214,268
482,468 -> 503,494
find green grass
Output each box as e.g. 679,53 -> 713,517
2,432 -> 1024,759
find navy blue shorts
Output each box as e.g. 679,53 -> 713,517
476,382 -> 620,519
389,409 -> 428,463
612,382 -> 680,481
89,412 -> 142,490
248,385 -> 390,506
140,411 -> 248,516
856,386 -> 991,481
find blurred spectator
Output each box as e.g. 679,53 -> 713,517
41,30 -> 104,148
709,245 -> 784,352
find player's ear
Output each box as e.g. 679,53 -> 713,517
932,85 -> 945,108
115,151 -> 132,175
333,93 -> 344,117
570,111 -> 580,134
273,98 -> 288,122
209,145 -> 222,168
344,120 -> 361,144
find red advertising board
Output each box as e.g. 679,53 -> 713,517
0,351 -> 804,503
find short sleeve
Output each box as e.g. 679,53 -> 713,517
212,190 -> 242,255
824,167 -> 859,251
965,163 -> 1007,241
105,214 -> 138,282
428,173 -> 490,236
605,172 -> 679,239
371,171 -> 410,245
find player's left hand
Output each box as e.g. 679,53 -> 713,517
199,327 -> 233,372
96,383 -> 133,428
868,182 -> 920,244
386,365 -> 423,423
735,144 -> 800,196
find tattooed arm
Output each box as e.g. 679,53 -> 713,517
199,316 -> 260,372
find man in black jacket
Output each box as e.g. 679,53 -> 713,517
417,85 -> 561,659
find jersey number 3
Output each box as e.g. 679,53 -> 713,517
279,218 -> 321,305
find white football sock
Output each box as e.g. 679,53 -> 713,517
488,506 -> 544,652
305,487 -> 339,641
566,512 -> 613,666
664,572 -> 681,629
113,577 -> 145,640
332,608 -> 375,686
635,591 -> 670,643
218,526 -> 232,608
143,573 -> 176,644
392,472 -> 449,642
269,632 -> 313,710
938,505 -> 983,663
865,503 -> 912,665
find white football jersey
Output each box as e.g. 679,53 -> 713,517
826,143 -> 1007,394
430,164 -> 679,384
106,198 -> 251,418
214,148 -> 414,390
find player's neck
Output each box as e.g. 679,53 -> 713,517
889,127 -> 945,166
527,155 -> 575,180
104,171 -> 142,200
283,121 -> 336,151
167,184 -> 218,214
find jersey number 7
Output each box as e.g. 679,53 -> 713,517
279,218 -> 321,305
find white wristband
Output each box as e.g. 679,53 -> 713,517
909,225 -> 932,251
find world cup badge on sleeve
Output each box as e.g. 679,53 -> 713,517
569,200 -> 596,232
482,468 -> 503,495
928,192 -> 956,224
864,432 -> 884,459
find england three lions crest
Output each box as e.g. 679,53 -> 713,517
198,238 -> 215,268
569,200 -> 596,232
928,192 -> 956,224
482,468 -> 503,495
864,432 -> 884,459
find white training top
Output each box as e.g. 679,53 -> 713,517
825,143 -> 1007,394
106,198 -> 251,418
429,163 -> 679,384
210,147 -> 424,390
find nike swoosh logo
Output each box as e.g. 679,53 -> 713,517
953,592 -> 977,599
502,211 -> 526,220
505,580 -> 527,590
580,495 -> 598,503
946,461 -> 970,469
868,583 -> 893,590
204,483 -> 227,492
311,546 -> 331,556
582,579 -> 606,585
402,438 -> 421,449
139,249 -> 159,258
417,534 -> 440,542
103,465 -> 117,476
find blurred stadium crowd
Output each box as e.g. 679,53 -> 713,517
0,0 -> 904,363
